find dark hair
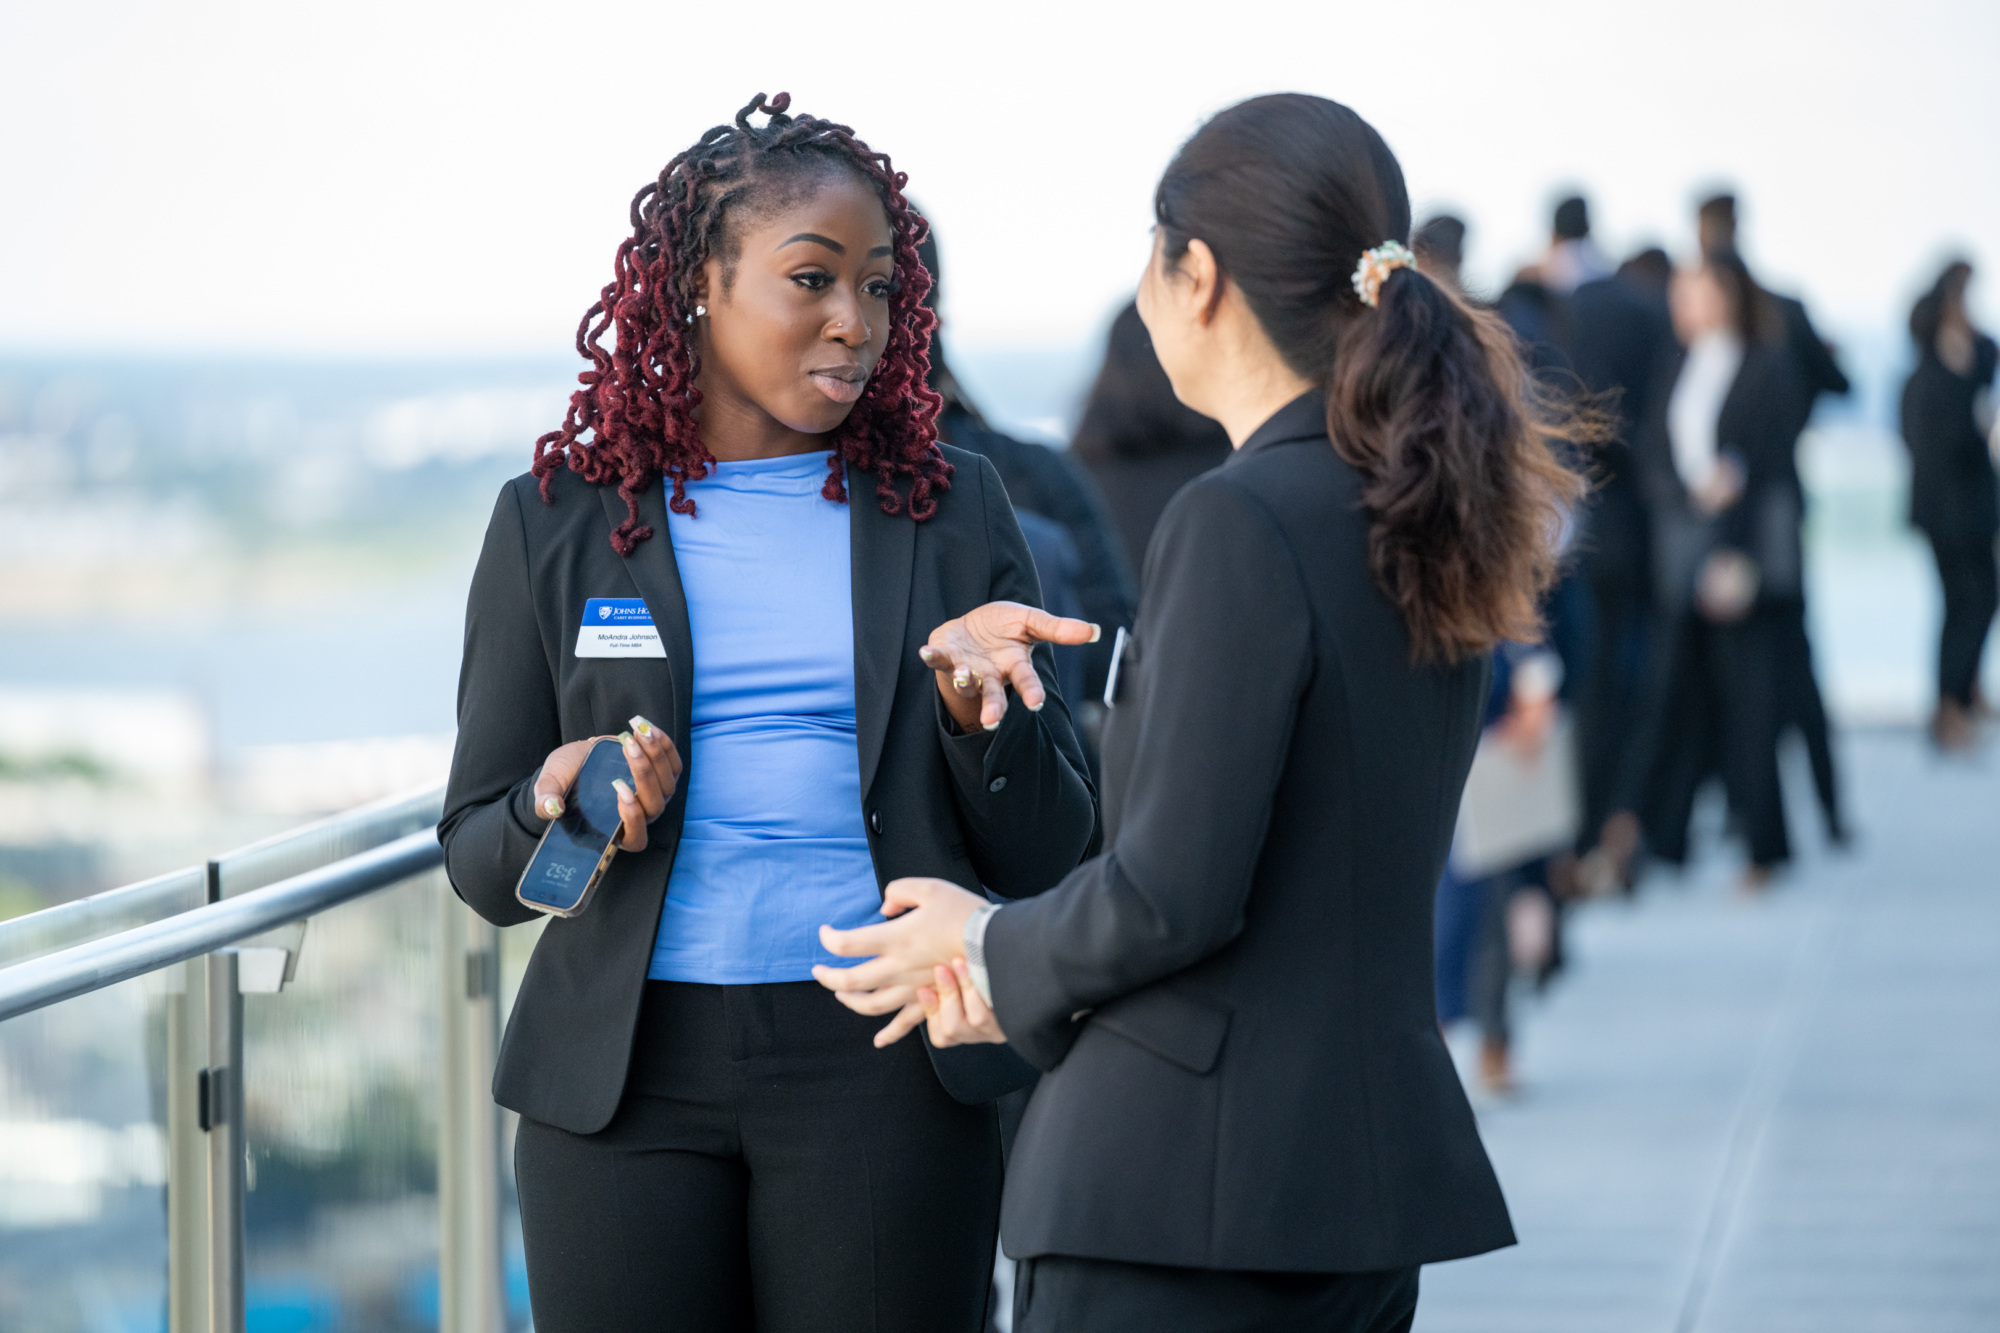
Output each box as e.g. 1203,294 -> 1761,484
1704,248 -> 1781,343
532,93 -> 951,554
1152,94 -> 1587,664
1070,302 -> 1233,464
1698,192 -> 1738,253
1910,259 -> 1974,351
1619,246 -> 1673,296
1412,214 -> 1467,276
1552,196 -> 1590,241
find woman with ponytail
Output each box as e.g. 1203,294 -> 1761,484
440,94 -> 1099,1332
818,94 -> 1585,1331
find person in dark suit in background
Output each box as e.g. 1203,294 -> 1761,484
1698,193 -> 1849,843
439,94 -> 1099,1333
1901,259 -> 1999,750
1633,251 -> 1814,887
817,93 -> 1589,1332
1700,196 -> 1851,404
1530,198 -> 1679,892
1411,212 -> 1468,292
1619,247 -> 1675,316
917,226 -> 1136,729
1069,301 -> 1234,578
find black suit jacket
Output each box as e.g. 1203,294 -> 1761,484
984,394 -> 1514,1273
1902,336 -> 1999,545
1638,337 -> 1813,614
1569,275 -> 1676,592
440,450 -> 1098,1133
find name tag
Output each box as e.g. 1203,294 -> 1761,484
576,598 -> 665,658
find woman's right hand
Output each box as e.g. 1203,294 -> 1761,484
531,715 -> 683,853
919,601 -> 1099,733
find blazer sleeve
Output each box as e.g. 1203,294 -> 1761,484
438,481 -> 562,927
980,474 -> 1312,1069
934,454 -> 1101,897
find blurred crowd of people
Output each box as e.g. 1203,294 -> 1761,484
1413,195 -> 1995,1092
919,190 -> 1995,1104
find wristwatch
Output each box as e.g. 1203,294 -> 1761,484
962,903 -> 999,1005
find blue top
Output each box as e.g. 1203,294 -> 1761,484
648,451 -> 884,984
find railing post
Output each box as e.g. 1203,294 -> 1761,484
439,878 -> 506,1333
167,959 -> 210,1333
205,950 -> 246,1333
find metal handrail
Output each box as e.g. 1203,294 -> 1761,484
0,829 -> 443,1023
0,784 -> 445,967
211,784 -> 445,898
0,864 -> 207,969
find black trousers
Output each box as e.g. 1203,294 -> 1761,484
1640,607 -> 1790,869
1776,601 -> 1843,839
1014,1255 -> 1418,1333
515,980 -> 1001,1333
1575,557 -> 1651,843
1930,533 -> 1999,708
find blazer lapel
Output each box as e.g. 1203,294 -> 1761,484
849,468 -> 915,798
598,484 -> 696,746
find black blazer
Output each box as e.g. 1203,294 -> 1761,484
1638,337 -> 1813,615
984,394 -> 1514,1273
1901,335 -> 1999,546
1568,274 -> 1676,591
440,450 -> 1099,1134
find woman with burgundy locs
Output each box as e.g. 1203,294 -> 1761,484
817,94 -> 1587,1331
439,94 -> 1099,1332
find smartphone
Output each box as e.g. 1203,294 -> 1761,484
515,738 -> 634,918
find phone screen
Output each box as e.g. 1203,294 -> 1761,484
517,741 -> 632,913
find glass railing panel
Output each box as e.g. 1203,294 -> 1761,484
0,972 -> 169,1333
240,870 -> 442,1332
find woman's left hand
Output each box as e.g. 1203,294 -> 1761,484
920,958 -> 1008,1048
919,601 -> 1099,733
813,877 -> 993,1047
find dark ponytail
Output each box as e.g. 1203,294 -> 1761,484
1155,95 -> 1589,663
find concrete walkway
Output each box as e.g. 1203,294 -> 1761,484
1416,728 -> 2000,1332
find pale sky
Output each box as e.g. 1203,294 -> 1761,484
2,0 -> 1994,358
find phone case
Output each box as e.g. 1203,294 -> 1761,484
514,738 -> 625,919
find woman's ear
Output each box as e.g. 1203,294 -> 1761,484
1183,238 -> 1226,326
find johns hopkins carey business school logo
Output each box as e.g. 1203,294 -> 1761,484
576,598 -> 665,658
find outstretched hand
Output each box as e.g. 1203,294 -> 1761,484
919,601 -> 1099,733
814,877 -> 999,1048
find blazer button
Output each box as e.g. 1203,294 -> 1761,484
988,776 -> 1007,793
869,810 -> 883,835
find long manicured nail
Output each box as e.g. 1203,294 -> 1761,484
611,778 -> 633,802
539,795 -> 564,820
1027,698 -> 1044,712
1088,623 -> 1102,643
620,732 -> 642,761
983,718 -> 1000,732
918,646 -> 939,666
630,715 -> 656,739
953,671 -> 971,690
